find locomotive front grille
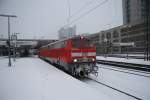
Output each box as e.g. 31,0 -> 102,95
75,58 -> 94,62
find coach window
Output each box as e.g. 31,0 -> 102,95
101,34 -> 105,42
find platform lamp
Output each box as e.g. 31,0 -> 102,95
0,14 -> 17,66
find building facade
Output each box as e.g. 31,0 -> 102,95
87,22 -> 147,57
86,0 -> 149,59
122,0 -> 147,25
87,26 -> 121,55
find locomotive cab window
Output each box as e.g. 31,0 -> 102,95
72,37 -> 93,48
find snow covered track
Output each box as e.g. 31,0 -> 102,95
97,60 -> 150,72
87,78 -> 143,100
95,64 -> 150,100
98,66 -> 150,78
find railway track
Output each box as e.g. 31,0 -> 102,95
87,78 -> 143,100
98,64 -> 150,74
97,60 -> 150,72
98,66 -> 150,78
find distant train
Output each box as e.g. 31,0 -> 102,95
39,36 -> 98,77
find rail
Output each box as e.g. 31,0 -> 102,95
97,60 -> 150,72
87,78 -> 143,100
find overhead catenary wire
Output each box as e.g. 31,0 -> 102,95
69,0 -> 97,19
69,0 -> 109,25
62,0 -> 109,28
97,0 -> 118,30
65,0 -> 98,27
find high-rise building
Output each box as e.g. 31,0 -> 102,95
122,0 -> 147,25
58,26 -> 76,39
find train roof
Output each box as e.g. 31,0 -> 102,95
40,35 -> 91,48
40,37 -> 70,48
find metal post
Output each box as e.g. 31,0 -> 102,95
126,27 -> 129,59
8,17 -> 11,66
107,40 -> 108,57
127,46 -> 128,59
13,43 -> 15,61
105,44 -> 107,58
146,0 -> 149,61
0,47 -> 1,56
0,14 -> 17,66
11,34 -> 15,62
147,0 -> 150,61
12,33 -> 18,61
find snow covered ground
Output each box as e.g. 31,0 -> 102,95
0,57 -> 111,100
84,64 -> 150,100
104,54 -> 145,57
97,56 -> 150,65
1,57 -> 150,100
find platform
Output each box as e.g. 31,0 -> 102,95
0,57 -> 110,100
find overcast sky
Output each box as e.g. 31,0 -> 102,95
0,0 -> 123,39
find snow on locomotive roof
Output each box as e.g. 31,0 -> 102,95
40,35 -> 90,48
40,37 -> 70,48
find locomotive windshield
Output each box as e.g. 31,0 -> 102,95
72,37 -> 93,48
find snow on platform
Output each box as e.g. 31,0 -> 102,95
97,56 -> 150,65
0,57 -> 111,100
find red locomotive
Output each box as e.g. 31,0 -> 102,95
39,36 -> 98,77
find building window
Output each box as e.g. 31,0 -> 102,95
101,34 -> 105,41
126,0 -> 130,23
106,32 -> 111,39
113,39 -> 119,42
141,0 -> 147,18
113,31 -> 119,38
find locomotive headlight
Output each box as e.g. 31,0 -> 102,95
73,59 -> 77,62
92,58 -> 95,61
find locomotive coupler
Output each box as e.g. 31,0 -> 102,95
92,65 -> 98,76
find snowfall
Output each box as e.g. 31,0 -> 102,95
0,56 -> 150,100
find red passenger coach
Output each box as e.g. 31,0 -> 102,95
39,36 -> 98,77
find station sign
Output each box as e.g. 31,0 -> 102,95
113,42 -> 135,46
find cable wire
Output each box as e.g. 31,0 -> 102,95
69,0 -> 109,25
70,0 -> 97,19
67,0 -> 71,26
